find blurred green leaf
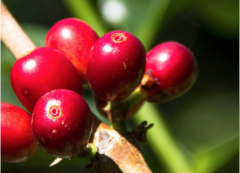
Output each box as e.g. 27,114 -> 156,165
21,23 -> 49,47
192,0 -> 239,39
1,43 -> 16,73
170,91 -> 239,150
134,103 -> 193,173
194,135 -> 239,173
63,0 -> 108,36
134,0 -> 172,50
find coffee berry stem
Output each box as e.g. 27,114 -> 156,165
1,1 -> 36,59
102,101 -> 128,131
103,86 -> 146,118
110,121 -> 128,132
80,143 -> 97,160
100,87 -> 146,131
123,86 -> 146,108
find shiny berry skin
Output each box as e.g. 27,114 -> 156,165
31,89 -> 92,158
88,30 -> 146,102
1,102 -> 37,162
142,41 -> 198,103
46,18 -> 99,85
10,47 -> 83,112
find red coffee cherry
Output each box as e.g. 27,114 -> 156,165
1,102 -> 37,162
142,41 -> 198,103
10,47 -> 83,112
88,30 -> 146,102
32,89 -> 92,158
46,18 -> 99,85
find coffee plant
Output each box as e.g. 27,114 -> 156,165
1,0 -> 238,173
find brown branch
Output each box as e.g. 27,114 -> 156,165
1,1 -> 36,59
89,117 -> 152,173
1,1 -> 152,173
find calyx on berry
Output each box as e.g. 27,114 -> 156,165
87,30 -> 146,102
141,41 -> 198,103
10,47 -> 83,112
31,89 -> 92,158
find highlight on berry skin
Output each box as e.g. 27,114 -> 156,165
10,47 -> 83,113
141,41 -> 198,103
1,102 -> 38,163
45,18 -> 99,86
87,30 -> 146,102
31,89 -> 92,158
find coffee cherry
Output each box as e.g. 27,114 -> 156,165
88,30 -> 146,102
32,89 -> 92,158
46,18 -> 99,85
10,47 -> 83,112
94,94 -> 144,121
1,102 -> 37,162
142,41 -> 198,103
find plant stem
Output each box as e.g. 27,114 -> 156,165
103,86 -> 145,114
1,1 -> 36,59
111,121 -> 127,131
63,0 -> 108,36
91,117 -> 153,173
124,86 -> 146,108
134,103 -> 193,173
83,143 -> 97,160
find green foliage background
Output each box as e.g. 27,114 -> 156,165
1,0 -> 239,172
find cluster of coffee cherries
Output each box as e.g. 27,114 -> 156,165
1,18 -> 198,163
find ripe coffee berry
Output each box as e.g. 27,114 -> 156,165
88,30 -> 146,102
142,41 -> 198,103
1,102 -> 37,162
10,47 -> 83,112
32,89 -> 92,158
46,18 -> 99,85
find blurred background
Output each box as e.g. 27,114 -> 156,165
1,0 -> 239,173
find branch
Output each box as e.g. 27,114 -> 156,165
89,117 -> 152,173
0,2 -> 152,172
1,1 -> 36,59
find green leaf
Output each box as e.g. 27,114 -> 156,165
192,0 -> 239,39
194,135 -> 239,173
135,0 -> 172,50
63,0 -> 108,36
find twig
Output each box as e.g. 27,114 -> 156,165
89,117 -> 152,173
1,1 -> 36,59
